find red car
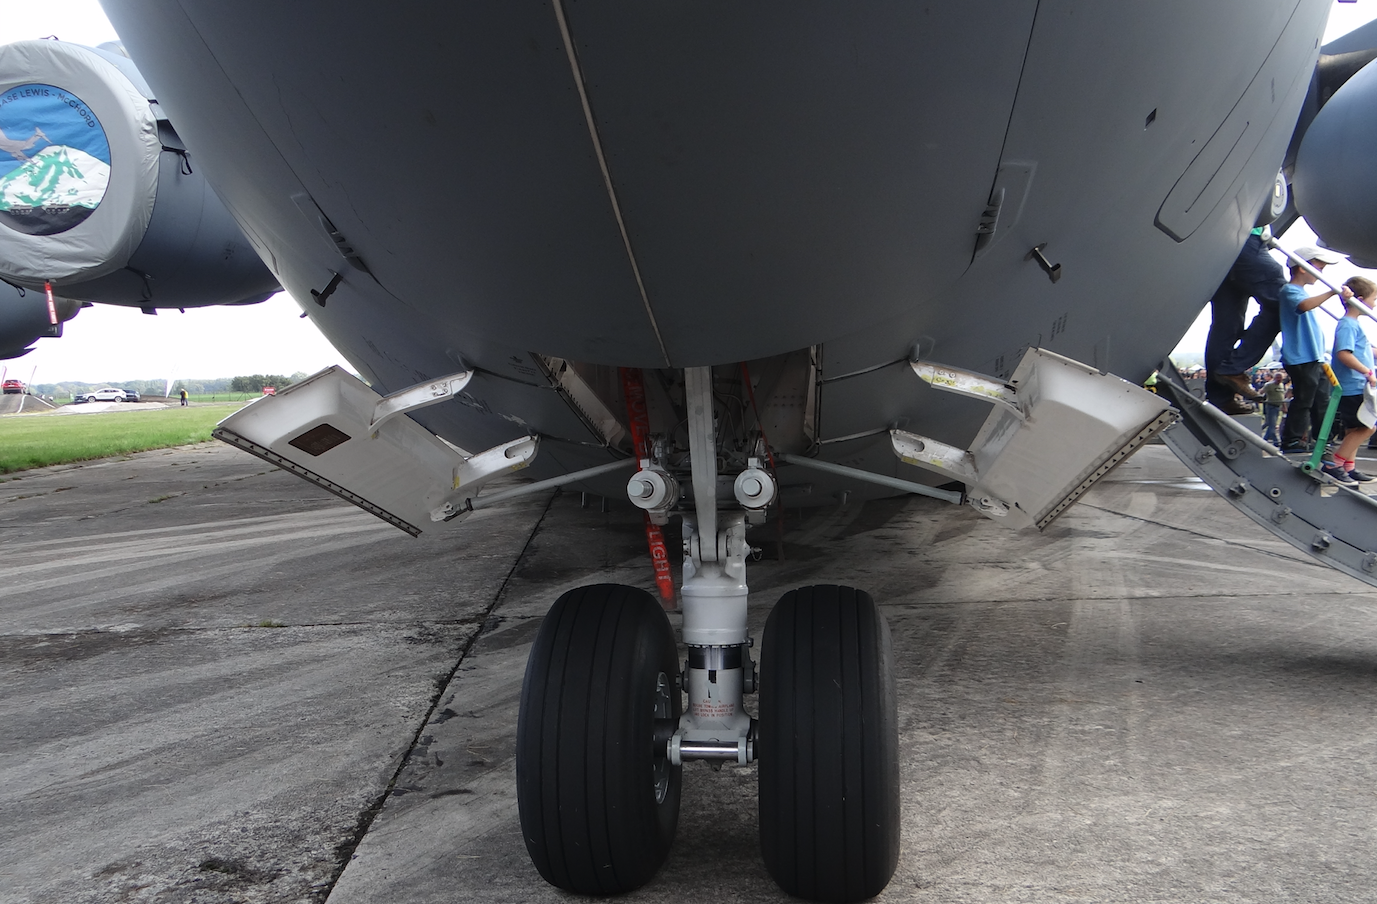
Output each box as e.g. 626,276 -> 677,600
2,380 -> 24,394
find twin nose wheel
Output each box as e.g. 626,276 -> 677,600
515,583 -> 682,895
759,585 -> 901,902
515,583 -> 900,901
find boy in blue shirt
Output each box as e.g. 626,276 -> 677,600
1325,276 -> 1377,484
1278,246 -> 1347,453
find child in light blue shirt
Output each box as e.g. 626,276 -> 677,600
1278,246 -> 1346,452
1328,275 -> 1377,482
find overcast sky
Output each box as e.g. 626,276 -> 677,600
1122,0 -> 1377,364
1,2 -> 1375,384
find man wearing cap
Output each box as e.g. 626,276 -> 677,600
1278,245 -> 1349,453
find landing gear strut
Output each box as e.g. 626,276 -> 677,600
516,366 -> 900,900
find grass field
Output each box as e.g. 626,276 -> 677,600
0,403 -> 247,474
186,393 -> 260,403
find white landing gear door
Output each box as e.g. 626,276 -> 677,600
213,366 -> 536,536
899,348 -> 1176,530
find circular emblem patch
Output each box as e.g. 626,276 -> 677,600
0,83 -> 112,235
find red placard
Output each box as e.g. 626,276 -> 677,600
620,367 -> 676,604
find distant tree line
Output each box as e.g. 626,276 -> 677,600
33,372 -> 309,399
229,374 -> 298,393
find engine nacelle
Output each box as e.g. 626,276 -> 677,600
1292,55 -> 1377,267
0,40 -> 279,308
0,282 -> 81,359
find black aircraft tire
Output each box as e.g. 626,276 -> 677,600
516,583 -> 682,895
759,585 -> 900,902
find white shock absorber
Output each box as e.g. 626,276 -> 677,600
674,513 -> 755,765
674,639 -> 756,764
680,512 -> 749,646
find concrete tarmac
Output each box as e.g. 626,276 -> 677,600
3,441 -> 1376,903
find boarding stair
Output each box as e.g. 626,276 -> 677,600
1154,363 -> 1377,589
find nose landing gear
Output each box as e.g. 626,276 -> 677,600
515,367 -> 900,901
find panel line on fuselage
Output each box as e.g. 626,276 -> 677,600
966,0 -> 1042,268
552,0 -> 672,368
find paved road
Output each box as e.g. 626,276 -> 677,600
0,395 -> 55,415
3,442 -> 1376,903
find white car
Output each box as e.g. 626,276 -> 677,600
83,388 -> 128,402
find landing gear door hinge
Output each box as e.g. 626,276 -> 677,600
890,430 -> 978,484
212,366 -> 537,536
370,370 -> 475,434
911,360 -> 1023,419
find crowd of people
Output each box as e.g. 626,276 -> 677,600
1187,365 -> 1343,446
1198,231 -> 1377,486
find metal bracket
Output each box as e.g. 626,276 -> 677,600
310,271 -> 342,307
1025,243 -> 1062,283
890,430 -> 980,484
910,360 -> 1023,419
431,435 -> 540,521
371,370 -> 474,434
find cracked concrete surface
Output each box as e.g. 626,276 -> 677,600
0,443 -> 553,903
4,441 -> 1377,902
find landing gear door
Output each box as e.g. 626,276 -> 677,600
213,366 -> 532,536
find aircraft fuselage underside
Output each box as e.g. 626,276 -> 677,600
98,1 -> 1335,899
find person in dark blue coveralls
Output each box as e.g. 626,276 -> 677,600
1206,229 -> 1286,414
